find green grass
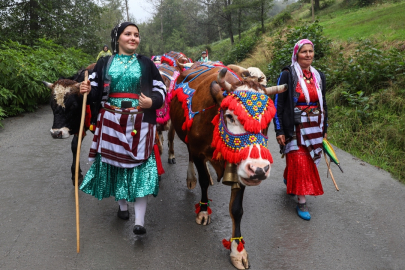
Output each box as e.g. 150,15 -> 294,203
319,2 -> 405,41
327,87 -> 405,181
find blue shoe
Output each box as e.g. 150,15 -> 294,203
296,203 -> 311,220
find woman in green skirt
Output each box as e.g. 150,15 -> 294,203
79,22 -> 166,235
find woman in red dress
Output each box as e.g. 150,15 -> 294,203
273,39 -> 328,220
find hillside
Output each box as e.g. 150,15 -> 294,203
236,0 -> 405,181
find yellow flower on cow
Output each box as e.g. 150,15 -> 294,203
257,101 -> 262,107
240,92 -> 247,98
253,105 -> 258,111
251,94 -> 258,101
246,100 -> 253,106
225,134 -> 230,143
234,138 -> 241,146
260,95 -> 266,100
249,135 -> 257,143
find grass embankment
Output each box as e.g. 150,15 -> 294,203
208,1 -> 405,181
320,2 -> 405,42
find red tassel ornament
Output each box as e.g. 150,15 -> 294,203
194,200 -> 212,214
222,239 -> 231,250
222,237 -> 245,252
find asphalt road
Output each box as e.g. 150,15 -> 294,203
0,105 -> 404,270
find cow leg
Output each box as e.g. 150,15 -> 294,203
228,186 -> 249,270
167,123 -> 176,164
194,157 -> 211,225
186,149 -> 198,189
158,130 -> 163,155
71,134 -> 83,186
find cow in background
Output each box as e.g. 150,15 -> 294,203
170,61 -> 286,269
43,63 -> 95,185
155,51 -> 192,164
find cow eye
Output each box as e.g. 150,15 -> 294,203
225,114 -> 235,123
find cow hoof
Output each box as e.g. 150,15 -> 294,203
196,211 -> 211,225
230,241 -> 249,270
72,175 -> 83,186
168,158 -> 176,164
187,177 -> 197,190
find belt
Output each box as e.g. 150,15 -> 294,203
296,102 -> 318,106
109,93 -> 139,99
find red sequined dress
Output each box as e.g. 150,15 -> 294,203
284,70 -> 324,196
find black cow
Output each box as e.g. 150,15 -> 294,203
43,64 -> 95,185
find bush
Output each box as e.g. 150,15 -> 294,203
0,39 -> 93,126
272,12 -> 292,27
222,35 -> 262,65
326,40 -> 405,101
267,21 -> 331,84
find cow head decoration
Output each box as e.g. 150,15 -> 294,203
210,68 -> 287,187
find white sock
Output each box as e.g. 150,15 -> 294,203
118,199 -> 128,211
134,196 -> 148,226
297,195 -> 306,204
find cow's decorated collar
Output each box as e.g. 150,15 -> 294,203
220,91 -> 276,133
211,110 -> 273,164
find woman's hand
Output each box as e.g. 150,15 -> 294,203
80,80 -> 91,94
139,93 -> 152,109
324,133 -> 327,139
276,135 -> 285,146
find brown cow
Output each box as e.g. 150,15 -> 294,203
169,62 -> 286,269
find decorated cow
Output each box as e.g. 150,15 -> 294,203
155,51 -> 192,164
169,61 -> 286,269
43,64 -> 95,185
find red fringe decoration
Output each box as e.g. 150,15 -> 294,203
161,55 -> 174,66
173,87 -> 194,134
260,146 -> 273,163
85,105 -> 91,128
211,115 -> 269,164
250,145 -> 260,159
153,144 -> 165,175
222,239 -> 231,250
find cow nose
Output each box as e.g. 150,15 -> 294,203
51,130 -> 62,139
254,167 -> 265,177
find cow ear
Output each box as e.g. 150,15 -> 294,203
241,70 -> 250,80
210,81 -> 225,105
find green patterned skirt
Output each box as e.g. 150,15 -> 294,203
80,153 -> 159,201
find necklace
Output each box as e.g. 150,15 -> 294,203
303,72 -> 312,84
117,54 -> 135,69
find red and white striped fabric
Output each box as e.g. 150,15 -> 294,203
285,111 -> 324,165
89,103 -> 156,168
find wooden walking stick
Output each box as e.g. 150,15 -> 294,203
324,153 -> 339,191
75,70 -> 88,253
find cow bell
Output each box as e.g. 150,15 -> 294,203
222,162 -> 240,189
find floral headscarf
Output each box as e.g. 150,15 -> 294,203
291,39 -> 324,131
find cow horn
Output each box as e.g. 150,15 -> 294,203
42,81 -> 53,89
264,84 -> 287,95
217,68 -> 232,92
176,60 -> 185,70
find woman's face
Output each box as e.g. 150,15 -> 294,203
297,44 -> 314,70
118,25 -> 140,55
